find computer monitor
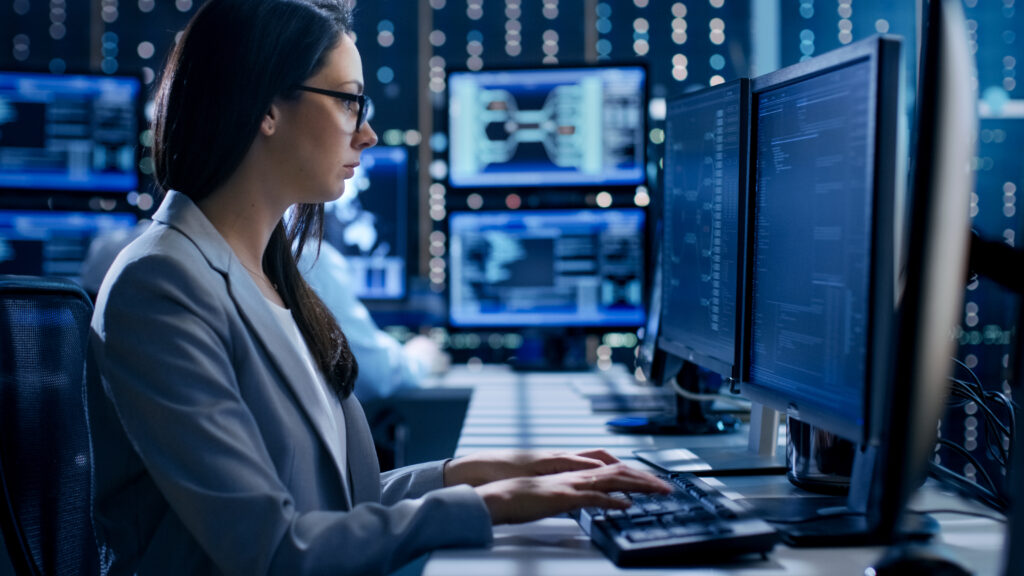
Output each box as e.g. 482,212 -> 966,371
872,0 -> 975,553
611,80 -> 748,435
0,71 -> 143,195
0,210 -> 137,283
322,146 -> 408,300
737,35 -> 953,546
446,208 -> 646,329
659,80 -> 748,381
622,80 -> 785,473
447,65 -> 646,189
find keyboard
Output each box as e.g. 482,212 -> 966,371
574,473 -> 779,566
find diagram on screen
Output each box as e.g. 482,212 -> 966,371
448,67 -> 645,188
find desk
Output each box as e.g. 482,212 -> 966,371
421,366 -> 1006,576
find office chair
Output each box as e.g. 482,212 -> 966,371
0,275 -> 99,576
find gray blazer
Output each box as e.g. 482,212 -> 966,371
88,190 -> 492,576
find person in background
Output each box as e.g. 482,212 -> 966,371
87,1 -> 672,574
83,221 -> 444,407
297,242 -> 447,405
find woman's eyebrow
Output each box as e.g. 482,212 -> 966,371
334,80 -> 364,93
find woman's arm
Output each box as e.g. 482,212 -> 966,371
93,245 -> 491,576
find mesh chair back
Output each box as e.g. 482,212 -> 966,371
0,275 -> 98,576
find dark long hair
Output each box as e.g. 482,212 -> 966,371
152,0 -> 359,398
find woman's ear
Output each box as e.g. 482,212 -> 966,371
261,103 -> 279,136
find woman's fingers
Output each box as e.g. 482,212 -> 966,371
574,449 -> 620,465
572,491 -> 633,510
571,465 -> 672,494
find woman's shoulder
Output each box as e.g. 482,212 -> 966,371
96,220 -> 228,316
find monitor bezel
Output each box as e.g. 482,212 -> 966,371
443,61 -> 649,192
656,78 -> 751,383
444,206 -> 648,330
0,68 -> 147,201
739,36 -> 902,446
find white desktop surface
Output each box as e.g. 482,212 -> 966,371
420,365 -> 1006,576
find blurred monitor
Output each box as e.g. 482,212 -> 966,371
874,0 -> 976,560
0,210 -> 137,282
447,65 -> 646,189
0,71 -> 142,194
447,208 -> 646,328
322,146 -> 408,300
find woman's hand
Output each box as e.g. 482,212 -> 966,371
443,449 -> 620,487
475,463 -> 673,525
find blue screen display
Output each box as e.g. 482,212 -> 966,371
0,210 -> 137,280
448,67 -> 646,188
0,71 -> 141,193
322,146 -> 408,300
661,82 -> 744,374
448,208 -> 646,328
749,60 -> 874,428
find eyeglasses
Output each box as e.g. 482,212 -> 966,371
294,85 -> 374,131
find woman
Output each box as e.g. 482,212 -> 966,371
88,0 -> 670,574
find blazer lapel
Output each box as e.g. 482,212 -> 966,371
152,191 -> 352,498
342,396 -> 381,504
224,259 -> 353,495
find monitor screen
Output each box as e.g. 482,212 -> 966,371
659,80 -> 748,379
744,38 -> 899,444
0,210 -> 137,281
447,208 -> 646,328
322,146 -> 408,300
447,66 -> 646,188
0,71 -> 142,193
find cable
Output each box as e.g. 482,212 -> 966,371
952,357 -> 985,390
929,462 -> 1008,512
935,439 -> 1000,496
907,508 -> 1006,524
669,378 -> 750,409
945,377 -> 1013,466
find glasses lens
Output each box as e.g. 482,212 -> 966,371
359,95 -> 374,130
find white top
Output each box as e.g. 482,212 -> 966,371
298,243 -> 430,404
263,298 -> 349,492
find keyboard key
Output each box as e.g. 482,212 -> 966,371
667,525 -> 713,539
580,473 -> 779,566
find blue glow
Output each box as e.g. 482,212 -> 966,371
447,66 -> 646,188
448,208 -> 646,328
0,71 -> 140,193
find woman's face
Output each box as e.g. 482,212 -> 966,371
271,33 -> 378,204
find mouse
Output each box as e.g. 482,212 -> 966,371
866,542 -> 972,576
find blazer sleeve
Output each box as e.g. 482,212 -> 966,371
93,251 -> 492,576
380,460 -> 450,503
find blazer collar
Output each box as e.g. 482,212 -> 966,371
152,190 -> 353,500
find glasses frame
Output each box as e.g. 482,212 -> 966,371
294,85 -> 373,131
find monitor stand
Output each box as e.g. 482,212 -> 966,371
605,362 -> 740,435
631,401 -> 788,476
743,446 -> 939,547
